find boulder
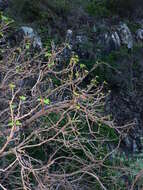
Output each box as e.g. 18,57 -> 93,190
21,26 -> 42,49
117,23 -> 133,49
75,34 -> 88,44
105,31 -> 121,52
74,34 -> 90,58
98,31 -> 121,54
136,29 -> 143,41
66,29 -> 73,45
6,26 -> 42,49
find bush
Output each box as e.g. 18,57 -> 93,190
87,0 -> 110,17
87,0 -> 143,18
7,0 -> 74,22
0,12 -> 140,190
107,0 -> 143,17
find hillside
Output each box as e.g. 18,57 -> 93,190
0,0 -> 143,189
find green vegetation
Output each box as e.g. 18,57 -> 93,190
87,0 -> 110,17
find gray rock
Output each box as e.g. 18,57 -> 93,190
74,34 -> 90,58
66,29 -> 73,44
96,22 -> 133,54
99,31 -> 121,54
133,140 -> 138,153
117,23 -> 133,49
106,31 -> 121,51
111,31 -> 121,48
21,26 -> 42,49
75,34 -> 88,44
136,29 -> 143,41
65,29 -> 73,51
55,30 -> 73,62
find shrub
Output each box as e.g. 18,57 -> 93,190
7,0 -> 74,22
87,0 -> 110,17
87,0 -> 143,18
0,13 -> 140,190
107,0 -> 143,17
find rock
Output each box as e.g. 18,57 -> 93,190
0,0 -> 8,11
6,29 -> 24,47
76,34 -> 88,44
66,29 -> 73,45
136,29 -> 143,41
21,26 -> 42,49
6,26 -> 42,49
98,31 -> 121,54
111,31 -> 121,48
65,29 -> 73,52
105,31 -> 121,53
96,22 -> 133,55
74,34 -> 90,58
117,23 -> 133,49
55,30 -> 73,62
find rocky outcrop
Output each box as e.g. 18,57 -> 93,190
100,31 -> 121,54
4,26 -> 42,49
97,23 -> 134,55
117,23 -> 133,49
136,28 -> 143,41
21,26 -> 42,49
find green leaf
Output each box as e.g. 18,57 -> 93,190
19,96 -> 26,101
38,98 -> 50,105
43,98 -> 50,105
0,32 -> 3,37
45,52 -> 52,58
80,64 -> 86,69
8,120 -> 22,127
76,105 -> 80,110
8,121 -> 14,127
11,104 -> 17,109
15,120 -> 22,126
25,42 -> 30,50
9,83 -> 15,89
